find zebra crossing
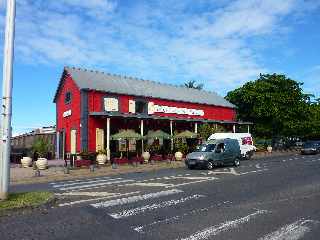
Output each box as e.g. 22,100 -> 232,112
47,156 -> 320,239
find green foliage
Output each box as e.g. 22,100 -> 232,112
174,140 -> 189,154
226,73 -> 318,138
184,80 -> 204,90
198,124 -> 227,140
97,149 -> 107,155
31,137 -> 52,158
145,142 -> 161,154
0,192 -> 53,211
198,123 -> 215,140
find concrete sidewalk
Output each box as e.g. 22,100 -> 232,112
10,150 -> 299,185
10,161 -> 184,185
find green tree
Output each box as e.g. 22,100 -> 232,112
198,123 -> 227,140
32,137 -> 53,158
184,80 -> 204,90
225,73 -> 312,138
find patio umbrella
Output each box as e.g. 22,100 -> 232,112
174,130 -> 198,139
145,130 -> 171,139
111,129 -> 142,140
111,130 -> 142,159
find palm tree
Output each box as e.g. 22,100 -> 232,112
184,80 -> 204,90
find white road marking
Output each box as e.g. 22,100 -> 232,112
255,164 -> 261,169
239,169 -> 268,175
52,177 -> 121,188
132,201 -> 232,233
110,194 -> 205,219
307,159 -> 320,162
177,209 -> 269,240
58,179 -> 134,191
165,178 -> 217,188
58,191 -> 140,207
124,182 -> 175,188
56,191 -> 120,197
50,176 -> 112,185
91,189 -> 183,208
207,168 -> 239,176
258,219 -> 319,240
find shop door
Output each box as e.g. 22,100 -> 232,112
96,128 -> 104,152
58,131 -> 65,159
70,129 -> 77,154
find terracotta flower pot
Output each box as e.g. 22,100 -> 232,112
96,153 -> 107,165
175,151 -> 183,161
36,158 -> 48,170
21,157 -> 32,168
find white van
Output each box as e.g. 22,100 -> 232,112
208,133 -> 256,159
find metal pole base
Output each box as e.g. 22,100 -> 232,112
0,192 -> 9,201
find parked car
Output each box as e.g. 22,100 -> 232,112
185,138 -> 241,170
301,141 -> 320,155
208,133 -> 256,160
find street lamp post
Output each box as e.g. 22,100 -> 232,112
0,0 -> 16,200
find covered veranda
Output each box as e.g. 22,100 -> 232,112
90,112 -> 252,163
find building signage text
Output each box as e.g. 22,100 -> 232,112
152,104 -> 204,116
63,109 -> 72,118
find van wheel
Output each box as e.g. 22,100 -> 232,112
206,161 -> 214,170
234,158 -> 240,167
245,152 -> 251,160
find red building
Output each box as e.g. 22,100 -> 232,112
54,67 -> 248,159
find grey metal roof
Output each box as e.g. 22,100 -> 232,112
55,67 -> 235,108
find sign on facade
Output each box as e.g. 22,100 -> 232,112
63,109 -> 72,118
104,97 -> 119,112
152,104 -> 204,116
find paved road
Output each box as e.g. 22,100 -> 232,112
1,153 -> 320,240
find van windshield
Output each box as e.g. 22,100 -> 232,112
195,144 -> 216,152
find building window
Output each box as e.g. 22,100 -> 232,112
135,100 -> 147,114
65,92 -> 72,104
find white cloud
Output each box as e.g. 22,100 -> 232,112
0,0 -> 319,94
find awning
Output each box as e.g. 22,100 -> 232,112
89,112 -> 253,125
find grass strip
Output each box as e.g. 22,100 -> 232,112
0,191 -> 53,211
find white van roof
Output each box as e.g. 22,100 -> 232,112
208,133 -> 252,141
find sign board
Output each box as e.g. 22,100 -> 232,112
63,109 -> 72,118
104,97 -> 119,112
152,104 -> 204,116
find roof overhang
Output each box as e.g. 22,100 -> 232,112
89,112 -> 253,125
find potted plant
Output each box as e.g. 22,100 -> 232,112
32,138 -> 52,170
21,156 -> 32,168
174,140 -> 188,161
21,153 -> 32,168
96,149 -> 108,165
142,144 -> 151,163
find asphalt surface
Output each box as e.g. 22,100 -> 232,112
1,153 -> 320,240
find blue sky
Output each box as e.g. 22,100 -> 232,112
0,0 -> 319,135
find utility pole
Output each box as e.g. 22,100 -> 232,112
0,0 -> 16,200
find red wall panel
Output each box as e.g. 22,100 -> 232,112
56,75 -> 81,153
87,91 -> 236,121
